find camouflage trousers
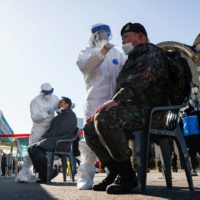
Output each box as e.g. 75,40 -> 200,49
83,104 -> 144,163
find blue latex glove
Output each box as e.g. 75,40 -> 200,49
47,108 -> 54,114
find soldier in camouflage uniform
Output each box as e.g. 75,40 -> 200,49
84,22 -> 171,194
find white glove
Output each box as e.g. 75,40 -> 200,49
47,108 -> 54,114
100,42 -> 114,55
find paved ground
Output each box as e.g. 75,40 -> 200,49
0,170 -> 200,200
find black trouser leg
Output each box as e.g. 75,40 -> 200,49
28,144 -> 47,176
172,162 -> 177,171
84,120 -> 113,163
188,147 -> 196,170
190,155 -> 196,170
1,166 -> 6,175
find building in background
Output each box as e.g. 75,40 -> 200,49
77,118 -> 83,129
16,138 -> 29,158
0,110 -> 16,155
77,118 -> 83,139
155,33 -> 200,168
157,33 -> 200,104
0,110 -> 14,146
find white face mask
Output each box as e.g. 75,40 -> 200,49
57,107 -> 64,114
43,95 -> 51,100
122,43 -> 134,55
122,34 -> 138,55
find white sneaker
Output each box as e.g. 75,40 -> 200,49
15,175 -> 29,183
18,177 -> 29,183
191,171 -> 198,176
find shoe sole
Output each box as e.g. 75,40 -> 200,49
17,179 -> 28,183
36,181 -> 47,184
106,188 -> 132,194
18,181 -> 28,183
106,181 -> 138,194
16,177 -> 28,183
92,187 -> 107,191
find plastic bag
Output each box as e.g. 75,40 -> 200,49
77,139 -> 97,190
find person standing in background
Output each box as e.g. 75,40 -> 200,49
1,153 -> 7,176
171,151 -> 178,172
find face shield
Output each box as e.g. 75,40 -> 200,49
90,24 -> 112,48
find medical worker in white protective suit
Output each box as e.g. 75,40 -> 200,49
76,23 -> 127,190
15,83 -> 59,183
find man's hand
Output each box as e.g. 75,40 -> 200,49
86,100 -> 120,122
95,100 -> 119,113
38,138 -> 45,142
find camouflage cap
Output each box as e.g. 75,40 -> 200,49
121,22 -> 148,38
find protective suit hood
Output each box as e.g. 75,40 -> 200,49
40,83 -> 54,95
88,23 -> 112,48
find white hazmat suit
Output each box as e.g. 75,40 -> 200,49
76,23 -> 126,189
15,83 -> 59,182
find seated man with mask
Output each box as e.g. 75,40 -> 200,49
84,22 -> 171,194
28,97 -> 77,183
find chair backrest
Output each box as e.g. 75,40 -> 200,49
72,133 -> 80,157
55,127 -> 79,153
148,84 -> 191,132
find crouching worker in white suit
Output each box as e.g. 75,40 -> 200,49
76,23 -> 126,190
15,83 -> 59,183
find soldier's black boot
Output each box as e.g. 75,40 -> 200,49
106,159 -> 138,194
92,160 -> 117,191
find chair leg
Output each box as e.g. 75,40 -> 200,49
68,151 -> 75,182
175,126 -> 195,191
61,156 -> 67,182
46,151 -> 54,184
158,138 -> 172,188
134,130 -> 149,192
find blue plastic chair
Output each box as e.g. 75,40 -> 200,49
133,85 -> 194,192
46,127 -> 78,184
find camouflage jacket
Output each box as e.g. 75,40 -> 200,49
112,43 -> 171,128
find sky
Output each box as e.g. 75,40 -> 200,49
0,0 -> 200,134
